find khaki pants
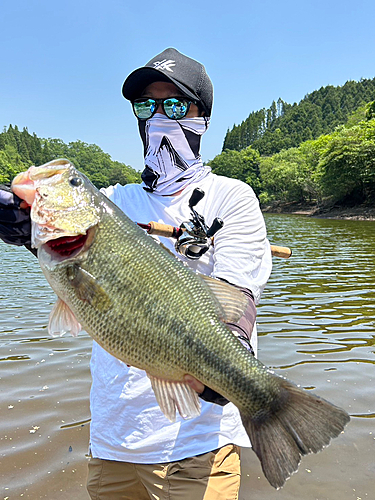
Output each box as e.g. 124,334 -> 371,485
87,444 -> 241,500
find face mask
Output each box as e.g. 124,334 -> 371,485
138,115 -> 211,195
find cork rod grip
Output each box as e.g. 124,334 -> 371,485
148,221 -> 178,238
269,245 -> 292,259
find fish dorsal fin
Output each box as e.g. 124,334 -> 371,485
148,374 -> 201,422
199,275 -> 248,323
48,298 -> 82,337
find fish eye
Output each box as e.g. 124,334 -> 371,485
69,177 -> 82,187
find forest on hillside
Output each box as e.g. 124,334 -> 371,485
223,77 -> 375,156
0,125 -> 141,188
209,100 -> 375,207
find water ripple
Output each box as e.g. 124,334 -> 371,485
1,217 -> 375,499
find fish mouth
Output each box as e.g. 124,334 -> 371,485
41,225 -> 97,261
45,233 -> 89,257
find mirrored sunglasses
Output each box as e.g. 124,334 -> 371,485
132,97 -> 195,120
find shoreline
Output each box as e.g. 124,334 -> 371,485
262,202 -> 375,221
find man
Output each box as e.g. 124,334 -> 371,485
0,48 -> 272,499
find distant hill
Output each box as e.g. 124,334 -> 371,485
209,100 -> 375,208
0,125 -> 141,188
223,77 -> 375,155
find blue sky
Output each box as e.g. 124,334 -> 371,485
1,0 -> 374,171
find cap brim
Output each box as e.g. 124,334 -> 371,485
122,67 -> 198,103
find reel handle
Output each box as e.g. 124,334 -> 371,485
207,218 -> 224,238
188,188 -> 205,208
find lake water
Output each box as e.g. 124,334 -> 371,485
0,214 -> 374,500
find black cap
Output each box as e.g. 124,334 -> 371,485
122,48 -> 213,116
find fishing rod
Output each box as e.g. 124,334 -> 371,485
137,188 -> 292,260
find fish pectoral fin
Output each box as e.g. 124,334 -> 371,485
199,275 -> 248,323
147,374 -> 201,422
48,298 -> 82,337
66,264 -> 112,312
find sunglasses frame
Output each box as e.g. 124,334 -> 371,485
132,97 -> 197,121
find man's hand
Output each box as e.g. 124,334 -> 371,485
184,374 -> 205,394
0,186 -> 37,256
184,374 -> 230,407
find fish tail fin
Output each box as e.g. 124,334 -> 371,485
240,378 -> 350,489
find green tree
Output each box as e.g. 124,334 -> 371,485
318,120 -> 375,204
366,100 -> 375,120
208,147 -> 261,194
259,148 -> 312,203
222,77 -> 375,155
0,125 -> 141,188
0,144 -> 27,184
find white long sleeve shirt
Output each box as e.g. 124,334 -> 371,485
89,172 -> 272,463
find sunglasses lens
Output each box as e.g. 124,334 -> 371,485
133,99 -> 157,119
163,98 -> 190,119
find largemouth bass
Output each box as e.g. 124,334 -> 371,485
12,159 -> 350,489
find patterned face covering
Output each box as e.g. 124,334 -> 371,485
138,114 -> 211,196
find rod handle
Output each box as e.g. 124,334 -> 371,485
270,245 -> 292,259
140,221 -> 292,258
148,221 -> 181,238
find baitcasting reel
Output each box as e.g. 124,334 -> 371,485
175,188 -> 224,260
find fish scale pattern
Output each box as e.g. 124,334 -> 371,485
41,180 -> 279,414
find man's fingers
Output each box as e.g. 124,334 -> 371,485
183,374 -> 205,394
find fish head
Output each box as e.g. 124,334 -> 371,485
12,159 -> 102,252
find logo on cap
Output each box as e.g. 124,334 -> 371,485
153,59 -> 175,72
